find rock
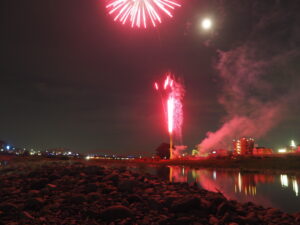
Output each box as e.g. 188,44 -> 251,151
100,205 -> 133,221
84,183 -> 98,193
102,185 -> 117,194
158,215 -> 169,225
118,180 -> 135,193
30,178 -> 49,190
84,166 -> 104,176
68,195 -> 86,204
148,198 -> 162,210
220,212 -> 231,223
171,197 -> 202,213
201,199 -> 212,210
144,188 -> 154,193
21,211 -> 34,220
24,198 -> 44,211
267,208 -> 281,216
295,212 -> 300,223
209,215 -> 219,225
47,184 -> 57,189
127,194 -> 142,204
244,211 -> 261,224
83,209 -> 98,219
175,216 -> 193,225
87,192 -> 102,202
163,196 -> 177,207
103,174 -> 119,183
48,174 -> 60,181
28,190 -> 40,196
0,203 -> 20,215
217,202 -> 231,217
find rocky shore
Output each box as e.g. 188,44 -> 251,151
0,161 -> 299,225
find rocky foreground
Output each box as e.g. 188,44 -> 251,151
0,161 -> 299,225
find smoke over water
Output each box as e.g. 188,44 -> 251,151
198,1 -> 300,153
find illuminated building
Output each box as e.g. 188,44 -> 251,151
288,140 -> 297,152
0,140 -> 5,151
280,140 -> 298,153
253,147 -> 273,155
233,138 -> 255,155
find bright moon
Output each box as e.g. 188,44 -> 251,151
201,18 -> 212,30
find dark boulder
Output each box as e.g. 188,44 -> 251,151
100,205 -> 133,221
171,197 -> 202,213
24,198 -> 44,211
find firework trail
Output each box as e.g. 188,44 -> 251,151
106,0 -> 181,28
154,73 -> 185,144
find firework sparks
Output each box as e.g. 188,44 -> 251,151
106,0 -> 181,28
154,73 -> 184,159
167,96 -> 174,134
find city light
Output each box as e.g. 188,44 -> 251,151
293,179 -> 299,196
278,148 -> 287,153
291,140 -> 296,148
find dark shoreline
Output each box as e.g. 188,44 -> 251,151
86,156 -> 300,175
0,160 -> 300,224
3,155 -> 300,174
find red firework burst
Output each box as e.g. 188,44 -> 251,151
106,0 -> 181,28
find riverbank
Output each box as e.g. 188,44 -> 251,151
3,154 -> 300,174
0,160 -> 299,224
87,155 -> 300,174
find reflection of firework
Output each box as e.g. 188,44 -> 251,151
106,0 -> 181,28
169,166 -> 188,183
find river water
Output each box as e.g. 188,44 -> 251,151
124,165 -> 300,214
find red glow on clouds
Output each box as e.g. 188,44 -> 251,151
106,0 -> 181,28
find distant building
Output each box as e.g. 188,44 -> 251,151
288,140 -> 297,153
233,138 -> 255,156
253,147 -> 273,155
0,140 -> 6,152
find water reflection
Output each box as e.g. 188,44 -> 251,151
293,180 -> 299,196
0,161 -> 9,167
281,174 -> 289,187
105,163 -> 300,213
164,166 -> 300,213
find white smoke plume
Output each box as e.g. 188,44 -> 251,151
198,1 -> 300,153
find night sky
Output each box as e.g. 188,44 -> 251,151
1,0 -> 300,155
